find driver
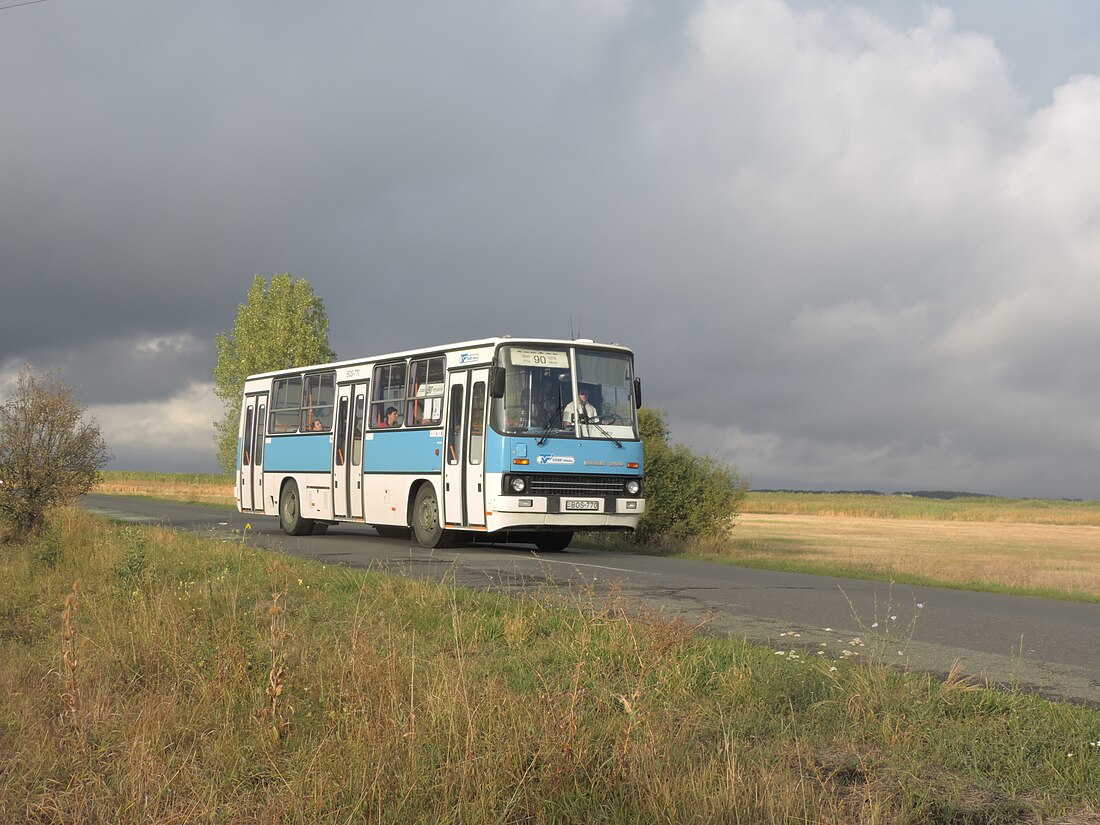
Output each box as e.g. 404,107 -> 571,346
562,388 -> 598,426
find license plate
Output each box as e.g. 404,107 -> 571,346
565,499 -> 600,511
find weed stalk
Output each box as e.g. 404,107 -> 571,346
59,579 -> 84,741
260,561 -> 292,742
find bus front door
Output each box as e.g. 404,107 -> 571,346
334,382 -> 368,520
465,373 -> 487,527
239,393 -> 267,512
443,368 -> 488,529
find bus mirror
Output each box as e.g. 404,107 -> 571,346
489,366 -> 506,398
634,377 -> 642,408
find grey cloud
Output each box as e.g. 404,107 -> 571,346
2,1 -> 1099,495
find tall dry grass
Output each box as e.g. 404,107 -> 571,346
1,509 -> 1098,823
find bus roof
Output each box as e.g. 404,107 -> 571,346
244,336 -> 635,381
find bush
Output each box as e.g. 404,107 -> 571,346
0,366 -> 110,542
633,408 -> 747,545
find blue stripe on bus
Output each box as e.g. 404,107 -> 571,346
262,430 -> 642,476
484,432 -> 643,475
361,430 -> 442,474
263,434 -> 333,473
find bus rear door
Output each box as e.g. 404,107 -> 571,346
239,393 -> 267,512
333,381 -> 368,520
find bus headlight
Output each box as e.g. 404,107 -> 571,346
625,479 -> 641,496
510,476 -> 527,494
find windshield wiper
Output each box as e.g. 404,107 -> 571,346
581,412 -> 622,448
536,389 -> 564,446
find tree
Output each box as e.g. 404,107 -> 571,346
213,274 -> 337,474
0,366 -> 110,541
634,408 -> 748,545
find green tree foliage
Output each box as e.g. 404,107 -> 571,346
634,408 -> 748,545
0,366 -> 110,541
212,274 -> 336,474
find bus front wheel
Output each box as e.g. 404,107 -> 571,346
279,481 -> 314,536
535,532 -> 573,552
412,485 -> 452,548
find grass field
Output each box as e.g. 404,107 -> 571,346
2,510 -> 1098,823
94,474 -> 1100,601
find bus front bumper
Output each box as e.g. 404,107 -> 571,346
487,496 -> 644,531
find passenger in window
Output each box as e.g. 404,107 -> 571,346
383,406 -> 400,428
311,419 -> 325,431
563,388 -> 598,426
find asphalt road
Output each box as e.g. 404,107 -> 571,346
82,494 -> 1100,707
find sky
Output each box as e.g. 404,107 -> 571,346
2,0 -> 1099,499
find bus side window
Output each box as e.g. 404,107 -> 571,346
301,372 -> 336,432
407,356 -> 445,426
270,376 -> 303,433
372,361 -> 407,429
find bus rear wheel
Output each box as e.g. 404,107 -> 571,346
279,481 -> 314,536
412,485 -> 452,548
535,532 -> 573,552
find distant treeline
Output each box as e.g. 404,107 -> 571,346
753,489 -> 1086,502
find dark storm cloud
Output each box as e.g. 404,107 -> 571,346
2,1 -> 1099,496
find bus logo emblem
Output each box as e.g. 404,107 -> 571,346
537,454 -> 575,465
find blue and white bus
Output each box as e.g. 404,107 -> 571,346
235,337 -> 645,551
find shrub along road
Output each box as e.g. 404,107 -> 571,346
83,493 -> 1100,707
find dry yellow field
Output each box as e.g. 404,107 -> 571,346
94,474 -> 235,507
730,512 -> 1100,598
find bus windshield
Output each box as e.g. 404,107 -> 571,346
491,345 -> 638,440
